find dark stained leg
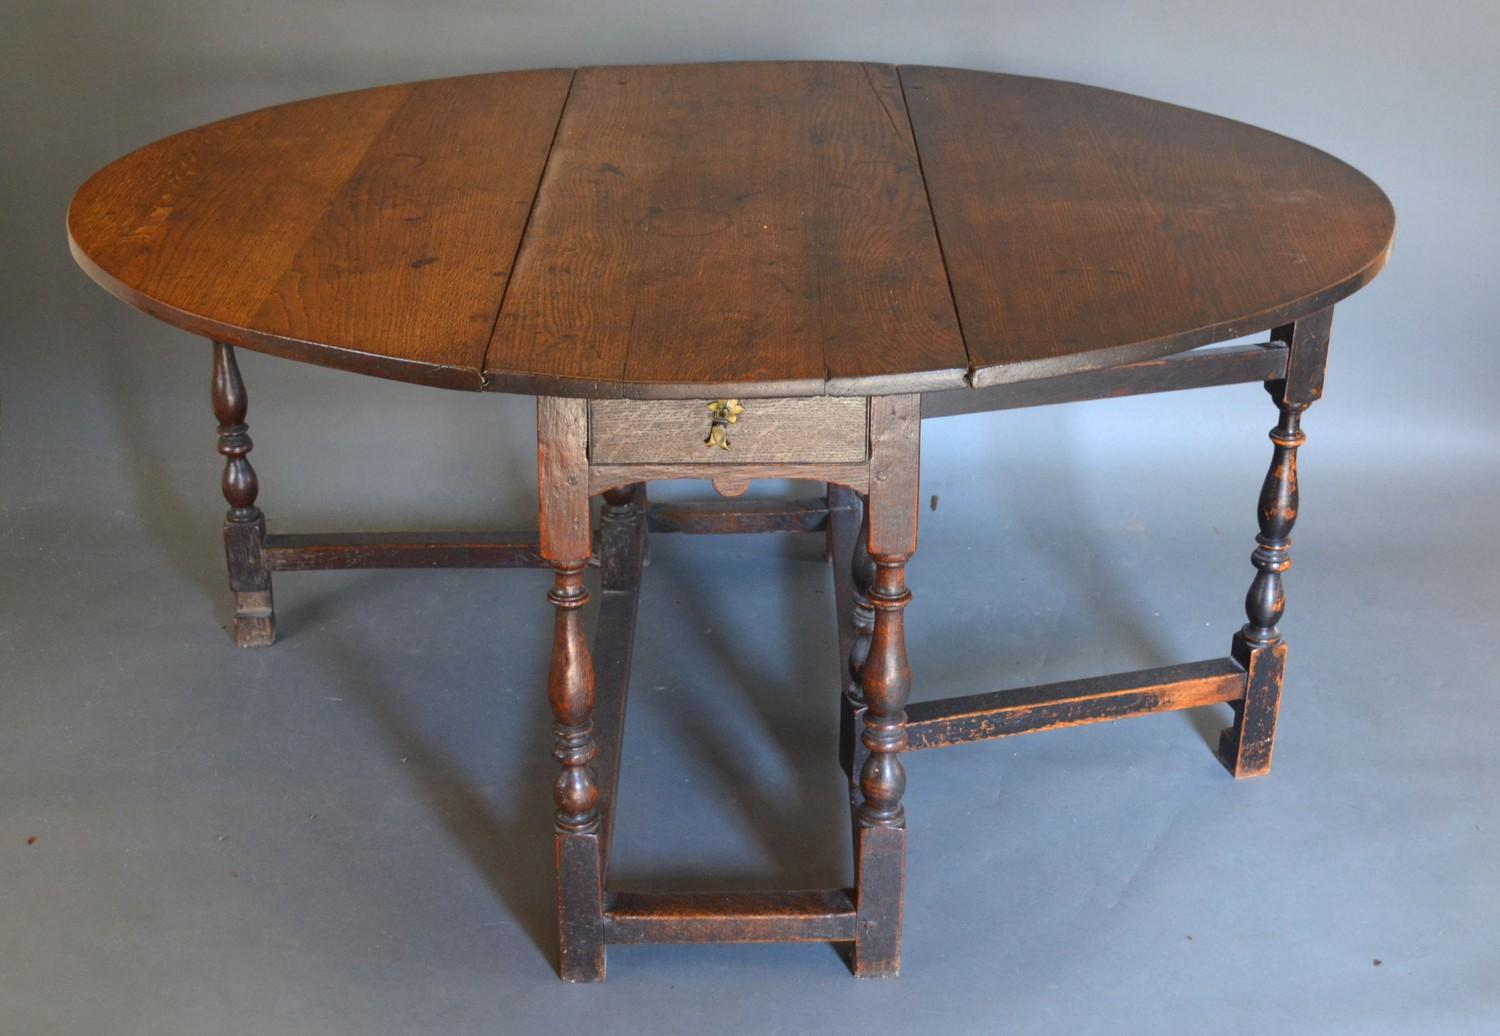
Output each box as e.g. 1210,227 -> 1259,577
212,342 -> 274,647
550,557 -> 604,979
840,494 -> 876,786
1218,308 -> 1332,778
853,550 -> 913,976
538,397 -> 605,981
593,483 -> 647,867
851,395 -> 920,978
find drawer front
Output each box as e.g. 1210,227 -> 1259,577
589,397 -> 868,465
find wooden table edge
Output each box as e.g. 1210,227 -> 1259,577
968,240 -> 1391,389
67,227 -> 487,392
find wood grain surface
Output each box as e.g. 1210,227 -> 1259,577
485,62 -> 966,397
899,66 -> 1394,386
252,71 -> 573,385
588,396 -> 867,464
69,70 -> 572,389
69,62 -> 1395,398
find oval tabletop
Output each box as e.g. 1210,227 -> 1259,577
68,62 -> 1394,398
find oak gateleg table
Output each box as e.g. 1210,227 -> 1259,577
67,62 -> 1394,980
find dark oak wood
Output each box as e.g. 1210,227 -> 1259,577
547,558 -> 597,835
851,395 -> 920,978
537,396 -> 605,982
212,343 -> 273,647
589,397 -> 868,464
555,833 -> 605,983
589,460 -> 869,498
603,890 -> 857,944
70,61 -> 1395,982
72,71 -> 572,390
828,487 -> 868,786
1278,306 -> 1335,407
921,342 -> 1288,419
487,62 -> 967,398
593,484 -> 647,868
852,823 -> 905,978
841,494 -> 876,786
647,496 -> 839,535
901,66 -> 1393,388
905,658 -> 1246,750
262,531 -> 544,570
1217,311 -> 1327,778
70,63 -> 1392,399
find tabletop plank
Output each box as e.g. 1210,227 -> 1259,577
69,70 -> 572,389
900,66 -> 1395,386
252,70 -> 574,387
69,83 -> 411,335
485,62 -> 968,397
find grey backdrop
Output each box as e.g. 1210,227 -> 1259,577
3,2 -> 1498,1034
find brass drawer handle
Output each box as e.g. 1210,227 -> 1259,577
703,399 -> 744,450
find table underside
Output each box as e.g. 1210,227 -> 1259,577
206,308 -> 1331,978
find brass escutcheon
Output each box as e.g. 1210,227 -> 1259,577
704,399 -> 744,450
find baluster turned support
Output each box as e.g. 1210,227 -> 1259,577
840,494 -> 877,784
851,395 -> 920,978
537,397 -> 605,981
858,554 -> 912,829
549,560 -> 598,835
212,342 -> 274,647
1219,308 -> 1332,777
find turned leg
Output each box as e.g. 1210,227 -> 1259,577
212,342 -> 274,647
853,550 -> 912,976
851,395 -> 920,978
1219,309 -> 1331,777
1219,383 -> 1305,776
840,493 -> 876,785
538,397 -> 605,981
549,558 -> 603,980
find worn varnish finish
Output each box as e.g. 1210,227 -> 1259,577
262,531 -> 545,570
920,342 -> 1289,419
850,395 -> 920,977
71,62 -> 1392,397
252,71 -> 573,385
603,890 -> 857,944
829,486 -> 871,785
588,460 -> 869,498
589,396 -> 868,464
537,396 -> 605,982
647,496 -> 841,535
905,658 -> 1247,750
73,71 -> 572,389
69,62 -> 1393,982
593,483 -> 647,867
487,62 -> 966,397
900,66 -> 1393,386
1216,309 -> 1329,777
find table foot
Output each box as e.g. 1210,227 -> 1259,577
556,831 -> 606,982
851,823 -> 905,977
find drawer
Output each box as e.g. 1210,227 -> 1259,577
588,397 -> 868,465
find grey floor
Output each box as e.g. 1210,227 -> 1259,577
3,363 -> 1498,1035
